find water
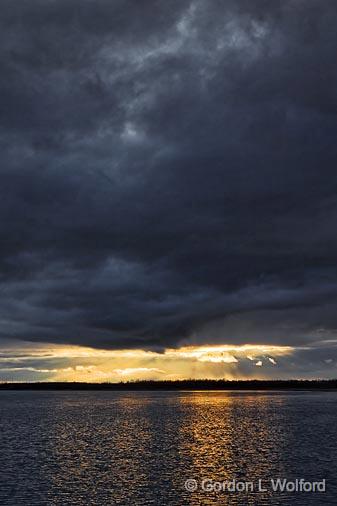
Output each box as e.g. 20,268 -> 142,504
0,391 -> 336,505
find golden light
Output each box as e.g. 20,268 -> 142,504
0,342 -> 294,382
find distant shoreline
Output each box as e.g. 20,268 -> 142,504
0,379 -> 337,390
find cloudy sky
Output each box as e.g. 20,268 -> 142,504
1,0 -> 337,381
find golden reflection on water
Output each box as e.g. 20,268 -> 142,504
5,391 -> 330,505
176,392 -> 287,505
43,392 -> 289,505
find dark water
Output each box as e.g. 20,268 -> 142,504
0,391 -> 336,505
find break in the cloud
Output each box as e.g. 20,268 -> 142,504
0,341 -> 336,382
1,1 -> 337,378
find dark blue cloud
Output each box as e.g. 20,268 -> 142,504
0,0 -> 337,351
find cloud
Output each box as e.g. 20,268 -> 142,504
0,0 -> 337,358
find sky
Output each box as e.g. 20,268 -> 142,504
1,0 -> 337,381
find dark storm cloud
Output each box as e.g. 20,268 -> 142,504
1,0 -> 337,350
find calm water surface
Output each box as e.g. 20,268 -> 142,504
0,391 -> 336,505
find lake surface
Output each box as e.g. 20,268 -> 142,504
0,391 -> 336,505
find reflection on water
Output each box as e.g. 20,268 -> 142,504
0,391 -> 336,505
176,394 -> 286,505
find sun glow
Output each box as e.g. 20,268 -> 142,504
0,342 -> 294,382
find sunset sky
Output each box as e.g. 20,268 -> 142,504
1,0 -> 337,381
